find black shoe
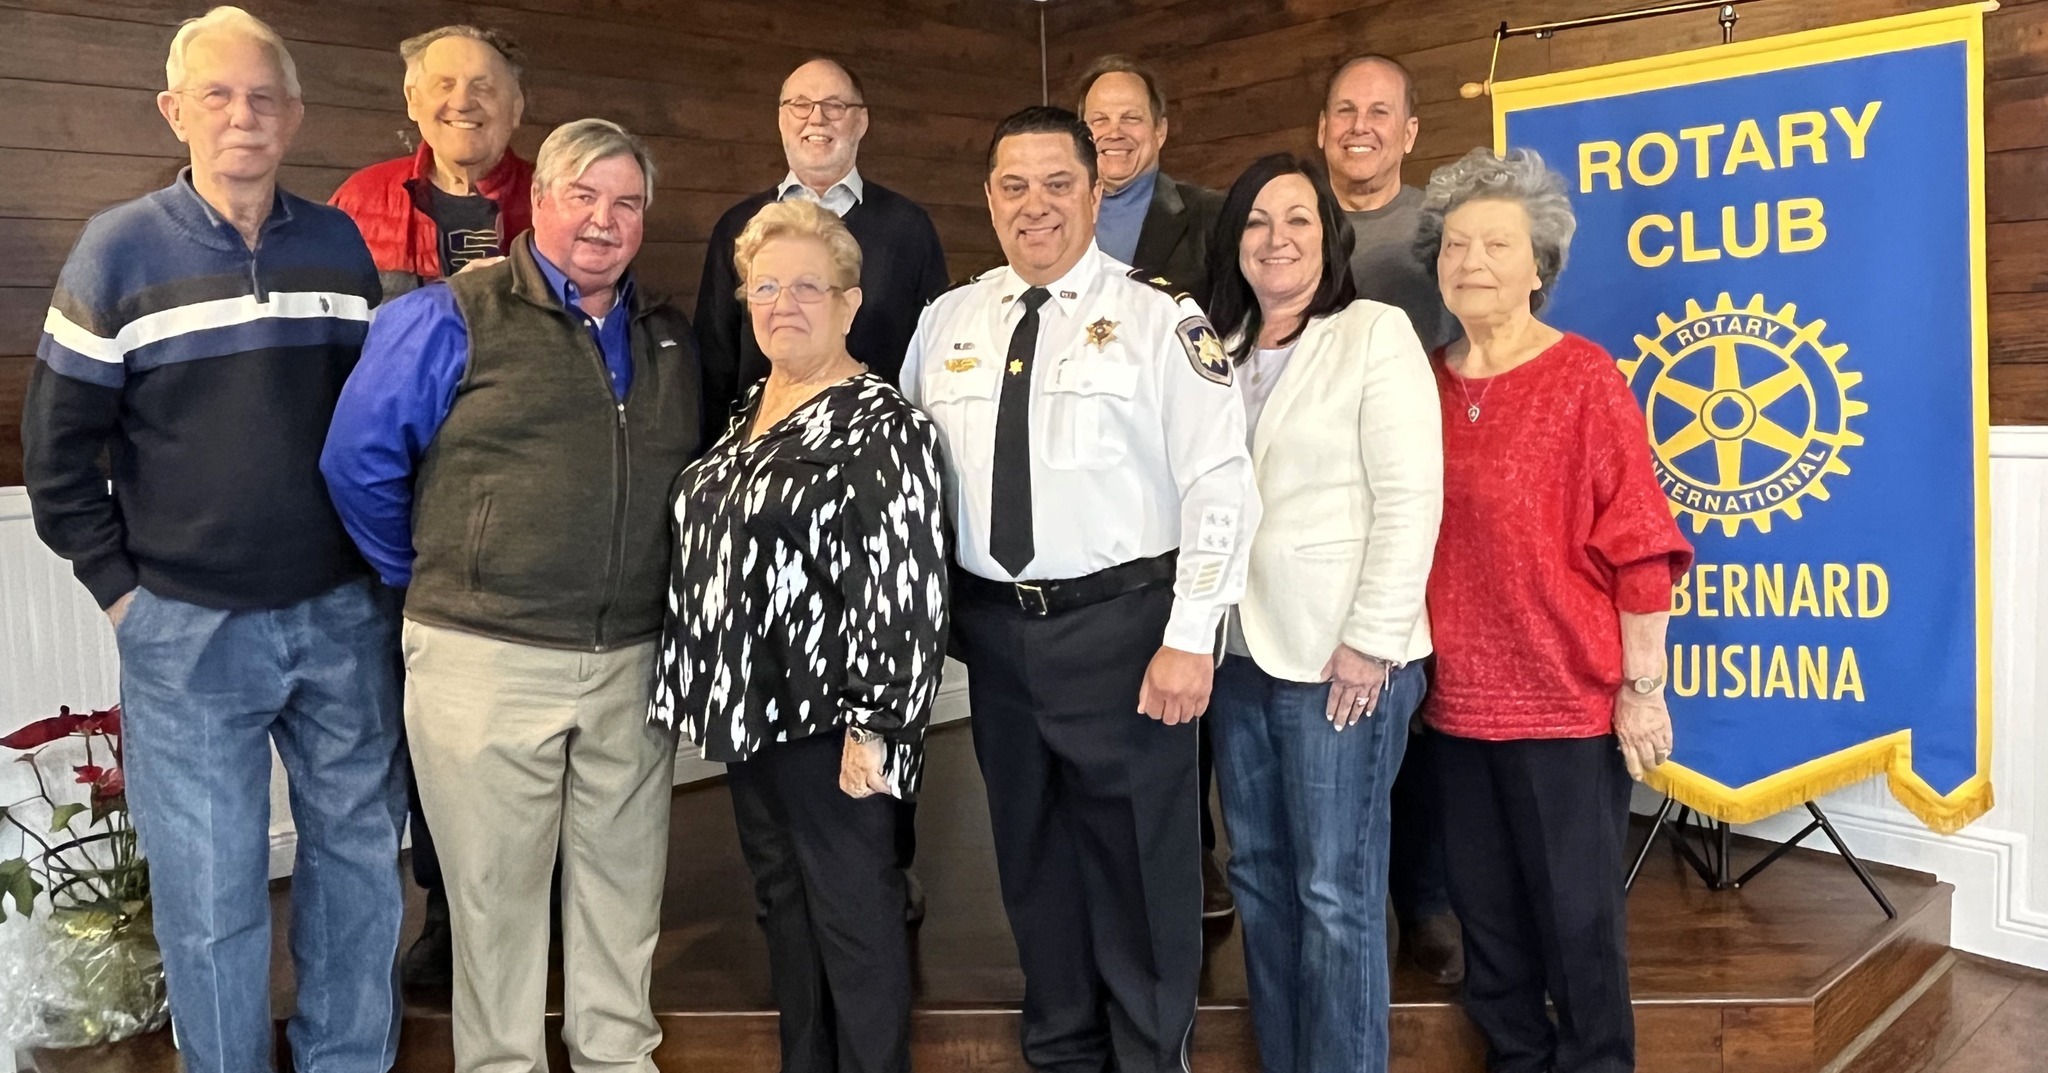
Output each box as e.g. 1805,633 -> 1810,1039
1407,911 -> 1465,986
904,869 -> 927,927
1201,850 -> 1235,919
401,887 -> 453,991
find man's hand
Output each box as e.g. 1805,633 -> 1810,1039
1614,689 -> 1674,780
106,590 -> 136,630
1138,647 -> 1213,726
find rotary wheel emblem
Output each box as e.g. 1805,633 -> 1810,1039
1618,293 -> 1866,536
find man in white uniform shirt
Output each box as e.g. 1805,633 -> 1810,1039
900,105 -> 1258,1073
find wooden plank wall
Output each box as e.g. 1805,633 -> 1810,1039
1047,0 -> 2048,423
0,0 -> 1042,486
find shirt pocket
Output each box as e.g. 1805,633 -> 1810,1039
1044,359 -> 1140,470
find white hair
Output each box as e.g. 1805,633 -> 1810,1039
399,25 -> 525,93
534,119 -> 658,206
1416,147 -> 1578,312
164,6 -> 301,98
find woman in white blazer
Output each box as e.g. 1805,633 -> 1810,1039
1200,153 -> 1443,1073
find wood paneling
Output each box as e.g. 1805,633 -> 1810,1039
0,0 -> 1038,486
1055,0 -> 2048,424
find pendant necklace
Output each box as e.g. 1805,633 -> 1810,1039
1454,369 -> 1498,423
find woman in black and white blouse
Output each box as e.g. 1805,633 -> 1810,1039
651,198 -> 948,1073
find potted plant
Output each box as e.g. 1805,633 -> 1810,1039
0,705 -> 167,1048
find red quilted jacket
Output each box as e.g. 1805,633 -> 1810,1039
329,142 -> 533,282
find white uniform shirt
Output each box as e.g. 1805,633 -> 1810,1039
901,243 -> 1260,654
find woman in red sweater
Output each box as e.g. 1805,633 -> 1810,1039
1414,147 -> 1693,1073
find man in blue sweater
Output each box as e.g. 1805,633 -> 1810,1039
695,57 -> 949,925
696,58 -> 951,421
20,9 -> 406,1073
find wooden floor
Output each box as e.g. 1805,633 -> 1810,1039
23,722 -> 2048,1073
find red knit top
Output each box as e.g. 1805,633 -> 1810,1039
1424,333 -> 1693,741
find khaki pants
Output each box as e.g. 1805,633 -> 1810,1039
401,620 -> 676,1073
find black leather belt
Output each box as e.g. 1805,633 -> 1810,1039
954,551 -> 1178,618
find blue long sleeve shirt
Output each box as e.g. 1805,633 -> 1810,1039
320,252 -> 635,587
1095,167 -> 1157,265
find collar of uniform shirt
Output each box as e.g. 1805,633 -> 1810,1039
997,242 -> 1105,324
531,245 -> 635,324
778,167 -> 865,216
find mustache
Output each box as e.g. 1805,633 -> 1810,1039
576,226 -> 622,246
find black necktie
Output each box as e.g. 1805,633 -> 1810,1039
990,287 -> 1051,576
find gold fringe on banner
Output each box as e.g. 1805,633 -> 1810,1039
1643,734 -> 1995,835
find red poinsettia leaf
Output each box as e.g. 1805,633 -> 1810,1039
73,764 -> 105,785
78,706 -> 121,738
0,709 -> 85,751
97,768 -> 125,798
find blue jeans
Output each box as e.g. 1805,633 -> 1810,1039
118,578 -> 407,1073
1211,654 -> 1424,1073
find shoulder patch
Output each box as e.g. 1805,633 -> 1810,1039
1177,316 -> 1232,386
1127,267 -> 1194,305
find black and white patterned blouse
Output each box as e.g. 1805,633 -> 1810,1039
650,372 -> 949,798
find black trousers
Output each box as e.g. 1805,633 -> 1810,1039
1389,724 -> 1453,922
730,730 -> 913,1073
403,758 -> 442,891
956,582 -> 1201,1073
1198,721 -> 1217,852
1437,733 -> 1636,1073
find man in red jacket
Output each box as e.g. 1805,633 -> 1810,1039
331,25 -> 532,301
327,23 -> 532,993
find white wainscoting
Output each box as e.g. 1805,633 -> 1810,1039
4,431 -> 2046,969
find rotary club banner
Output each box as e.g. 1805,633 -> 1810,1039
1491,4 -> 1993,831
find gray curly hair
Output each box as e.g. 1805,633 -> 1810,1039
1415,147 -> 1577,312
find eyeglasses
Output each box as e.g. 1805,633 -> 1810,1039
173,86 -> 289,117
744,278 -> 844,305
779,97 -> 865,122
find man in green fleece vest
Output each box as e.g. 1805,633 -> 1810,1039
322,118 -> 704,1073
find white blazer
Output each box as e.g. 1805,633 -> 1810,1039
1237,300 -> 1444,682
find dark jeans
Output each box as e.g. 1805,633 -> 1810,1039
119,578 -> 407,1073
1437,733 -> 1637,1073
1211,656 -> 1424,1073
730,730 -> 913,1073
955,582 -> 1201,1073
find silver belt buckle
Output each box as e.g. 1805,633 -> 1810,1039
1015,582 -> 1051,617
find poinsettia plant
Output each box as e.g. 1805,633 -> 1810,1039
0,705 -> 147,921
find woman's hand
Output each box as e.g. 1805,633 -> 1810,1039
839,732 -> 892,799
1321,645 -> 1390,730
1613,689 -> 1674,780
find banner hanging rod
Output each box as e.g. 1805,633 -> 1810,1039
1462,0 -> 1765,99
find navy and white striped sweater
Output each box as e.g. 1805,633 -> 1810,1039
23,170 -> 382,610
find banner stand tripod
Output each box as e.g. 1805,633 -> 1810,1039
1626,796 -> 1897,918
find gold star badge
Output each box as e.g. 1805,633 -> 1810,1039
1008,359 -> 1026,375
1083,317 -> 1119,351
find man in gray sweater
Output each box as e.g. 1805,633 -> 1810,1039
1316,53 -> 1463,986
1319,55 -> 1455,353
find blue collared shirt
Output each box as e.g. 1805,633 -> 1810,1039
1095,167 -> 1157,265
532,248 -> 635,400
777,167 -> 864,218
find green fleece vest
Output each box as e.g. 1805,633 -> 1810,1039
405,235 -> 703,650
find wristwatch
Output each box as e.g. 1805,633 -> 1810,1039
1628,673 -> 1667,695
847,725 -> 881,745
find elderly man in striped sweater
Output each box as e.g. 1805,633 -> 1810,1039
21,9 -> 406,1073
